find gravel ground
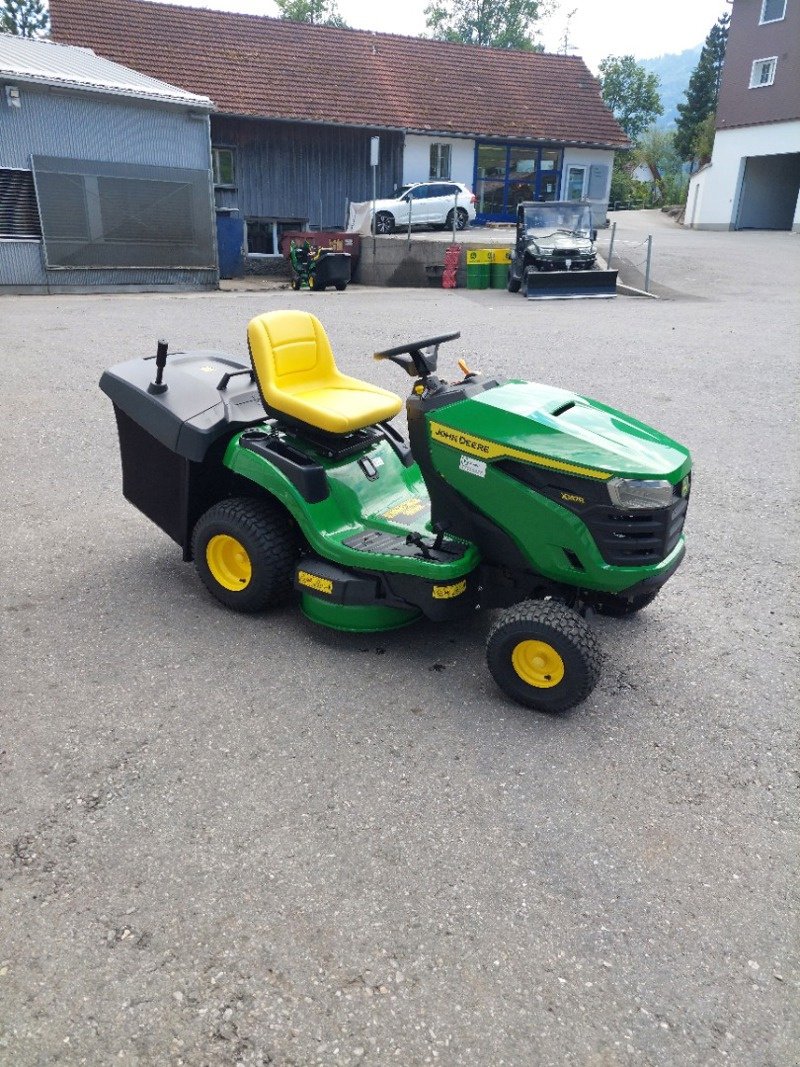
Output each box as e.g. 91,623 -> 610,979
1,214 -> 798,1066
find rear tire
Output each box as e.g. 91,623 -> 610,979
487,600 -> 602,712
446,208 -> 469,231
593,590 -> 659,617
507,273 -> 521,293
192,498 -> 297,613
335,281 -> 347,291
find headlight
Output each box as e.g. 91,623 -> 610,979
607,477 -> 674,510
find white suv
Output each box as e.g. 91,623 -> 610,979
372,181 -> 477,234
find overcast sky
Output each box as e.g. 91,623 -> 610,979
156,0 -> 729,70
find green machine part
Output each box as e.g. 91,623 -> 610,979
422,381 -> 691,596
223,429 -> 480,631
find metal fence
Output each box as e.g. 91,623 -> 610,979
602,221 -> 655,293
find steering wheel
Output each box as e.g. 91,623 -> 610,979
374,332 -> 460,378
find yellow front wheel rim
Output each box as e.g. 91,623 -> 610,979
206,535 -> 252,591
511,639 -> 565,689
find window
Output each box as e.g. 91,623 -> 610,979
475,143 -> 563,218
760,0 -> 786,23
212,147 -> 235,187
246,219 -> 304,257
0,168 -> 41,238
429,143 -> 452,180
750,56 -> 777,87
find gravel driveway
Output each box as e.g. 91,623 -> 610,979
1,217 -> 798,1066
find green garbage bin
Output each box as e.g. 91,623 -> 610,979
466,249 -> 491,290
489,248 -> 511,289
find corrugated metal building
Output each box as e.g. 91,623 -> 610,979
0,35 -> 217,292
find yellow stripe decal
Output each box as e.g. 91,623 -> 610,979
298,570 -> 333,595
428,421 -> 611,481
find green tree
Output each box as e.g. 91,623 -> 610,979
599,55 -> 663,141
633,127 -> 684,202
425,0 -> 553,51
0,0 -> 49,36
691,110 -> 717,165
274,0 -> 348,28
674,12 -> 729,161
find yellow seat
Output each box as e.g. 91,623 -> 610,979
247,310 -> 402,435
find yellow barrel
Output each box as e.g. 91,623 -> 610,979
465,248 -> 493,265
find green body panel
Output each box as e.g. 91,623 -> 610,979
428,440 -> 683,594
443,381 -> 691,483
424,381 -> 691,595
300,595 -> 421,632
223,431 -> 479,581
224,376 -> 690,603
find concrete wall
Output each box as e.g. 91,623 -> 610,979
402,134 -> 476,188
686,120 -> 800,229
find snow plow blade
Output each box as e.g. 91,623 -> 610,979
525,269 -> 618,300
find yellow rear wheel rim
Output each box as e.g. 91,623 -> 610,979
206,534 -> 252,591
511,639 -> 565,689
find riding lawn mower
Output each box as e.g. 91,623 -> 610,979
100,311 -> 691,713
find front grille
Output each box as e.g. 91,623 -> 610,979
497,460 -> 690,569
583,495 -> 688,566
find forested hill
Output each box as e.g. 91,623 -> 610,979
641,46 -> 702,128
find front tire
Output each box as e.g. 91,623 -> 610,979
192,498 -> 297,613
507,272 -> 521,293
374,211 -> 395,235
486,601 -> 602,712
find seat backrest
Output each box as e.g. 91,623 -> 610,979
247,310 -> 337,408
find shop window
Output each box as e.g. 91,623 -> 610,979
429,144 -> 452,180
212,148 -> 235,187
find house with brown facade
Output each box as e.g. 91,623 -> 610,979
687,0 -> 800,230
50,0 -> 627,265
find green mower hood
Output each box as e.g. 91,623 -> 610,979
430,381 -> 690,484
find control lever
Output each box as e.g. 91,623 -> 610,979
148,340 -> 169,395
405,531 -> 433,560
431,521 -> 450,552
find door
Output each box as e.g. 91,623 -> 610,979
406,184 -> 431,224
566,166 -> 587,200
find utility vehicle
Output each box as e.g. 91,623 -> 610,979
100,312 -> 691,712
508,201 -> 618,300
